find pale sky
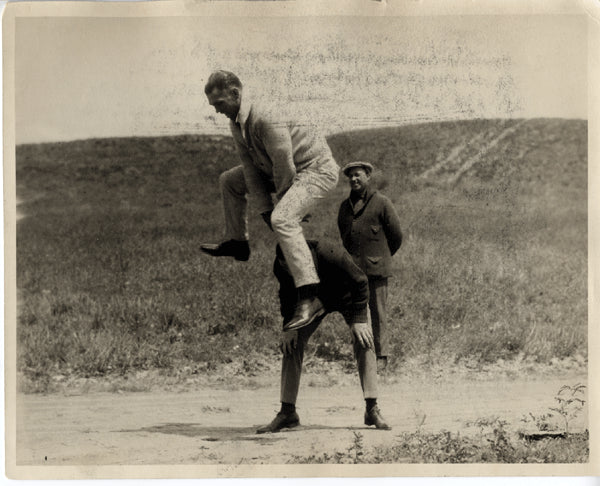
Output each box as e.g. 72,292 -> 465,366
15,13 -> 587,144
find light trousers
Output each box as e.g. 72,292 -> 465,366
219,161 -> 339,288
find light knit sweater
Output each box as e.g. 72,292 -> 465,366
230,95 -> 336,213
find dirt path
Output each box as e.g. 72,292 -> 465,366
15,369 -> 587,466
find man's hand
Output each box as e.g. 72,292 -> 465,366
279,330 -> 298,355
261,211 -> 273,231
351,322 -> 374,349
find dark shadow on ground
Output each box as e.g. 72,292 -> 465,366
118,423 -> 286,443
118,422 -> 381,442
289,424 -> 385,432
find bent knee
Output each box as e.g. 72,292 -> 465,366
219,167 -> 246,194
219,168 -> 236,187
270,209 -> 298,232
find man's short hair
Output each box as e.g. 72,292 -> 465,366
204,70 -> 242,95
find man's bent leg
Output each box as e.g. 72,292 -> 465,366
220,165 -> 249,241
270,189 -> 319,288
271,162 -> 339,288
272,164 -> 338,330
201,166 -> 250,261
271,184 -> 323,330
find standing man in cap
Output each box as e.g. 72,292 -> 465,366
337,161 -> 403,371
256,239 -> 391,433
201,70 -> 339,330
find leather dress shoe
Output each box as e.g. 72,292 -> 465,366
256,411 -> 300,434
364,405 -> 391,430
283,297 -> 325,331
200,239 -> 250,261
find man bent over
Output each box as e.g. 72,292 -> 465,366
257,240 -> 390,433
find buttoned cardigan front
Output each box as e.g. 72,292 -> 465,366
338,189 -> 403,279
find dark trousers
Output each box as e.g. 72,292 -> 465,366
280,311 -> 378,404
368,278 -> 389,358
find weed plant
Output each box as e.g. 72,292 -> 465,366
293,420 -> 588,464
292,428 -> 589,464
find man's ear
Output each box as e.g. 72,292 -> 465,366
230,87 -> 241,100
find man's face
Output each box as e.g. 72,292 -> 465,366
206,87 -> 241,121
347,167 -> 371,194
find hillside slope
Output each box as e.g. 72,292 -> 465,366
327,118 -> 586,189
15,118 -> 587,385
17,118 -> 587,195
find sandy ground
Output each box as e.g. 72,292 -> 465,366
15,368 -> 588,466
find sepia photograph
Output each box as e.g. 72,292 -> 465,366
3,0 -> 598,479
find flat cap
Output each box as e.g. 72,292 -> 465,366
341,161 -> 374,176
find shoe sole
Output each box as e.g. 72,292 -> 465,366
200,248 -> 249,261
364,420 -> 391,430
283,307 -> 326,332
365,415 -> 391,430
256,420 -> 300,434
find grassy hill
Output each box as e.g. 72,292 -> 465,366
15,119 -> 587,386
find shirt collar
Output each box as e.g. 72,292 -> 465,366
350,186 -> 371,203
235,91 -> 251,127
